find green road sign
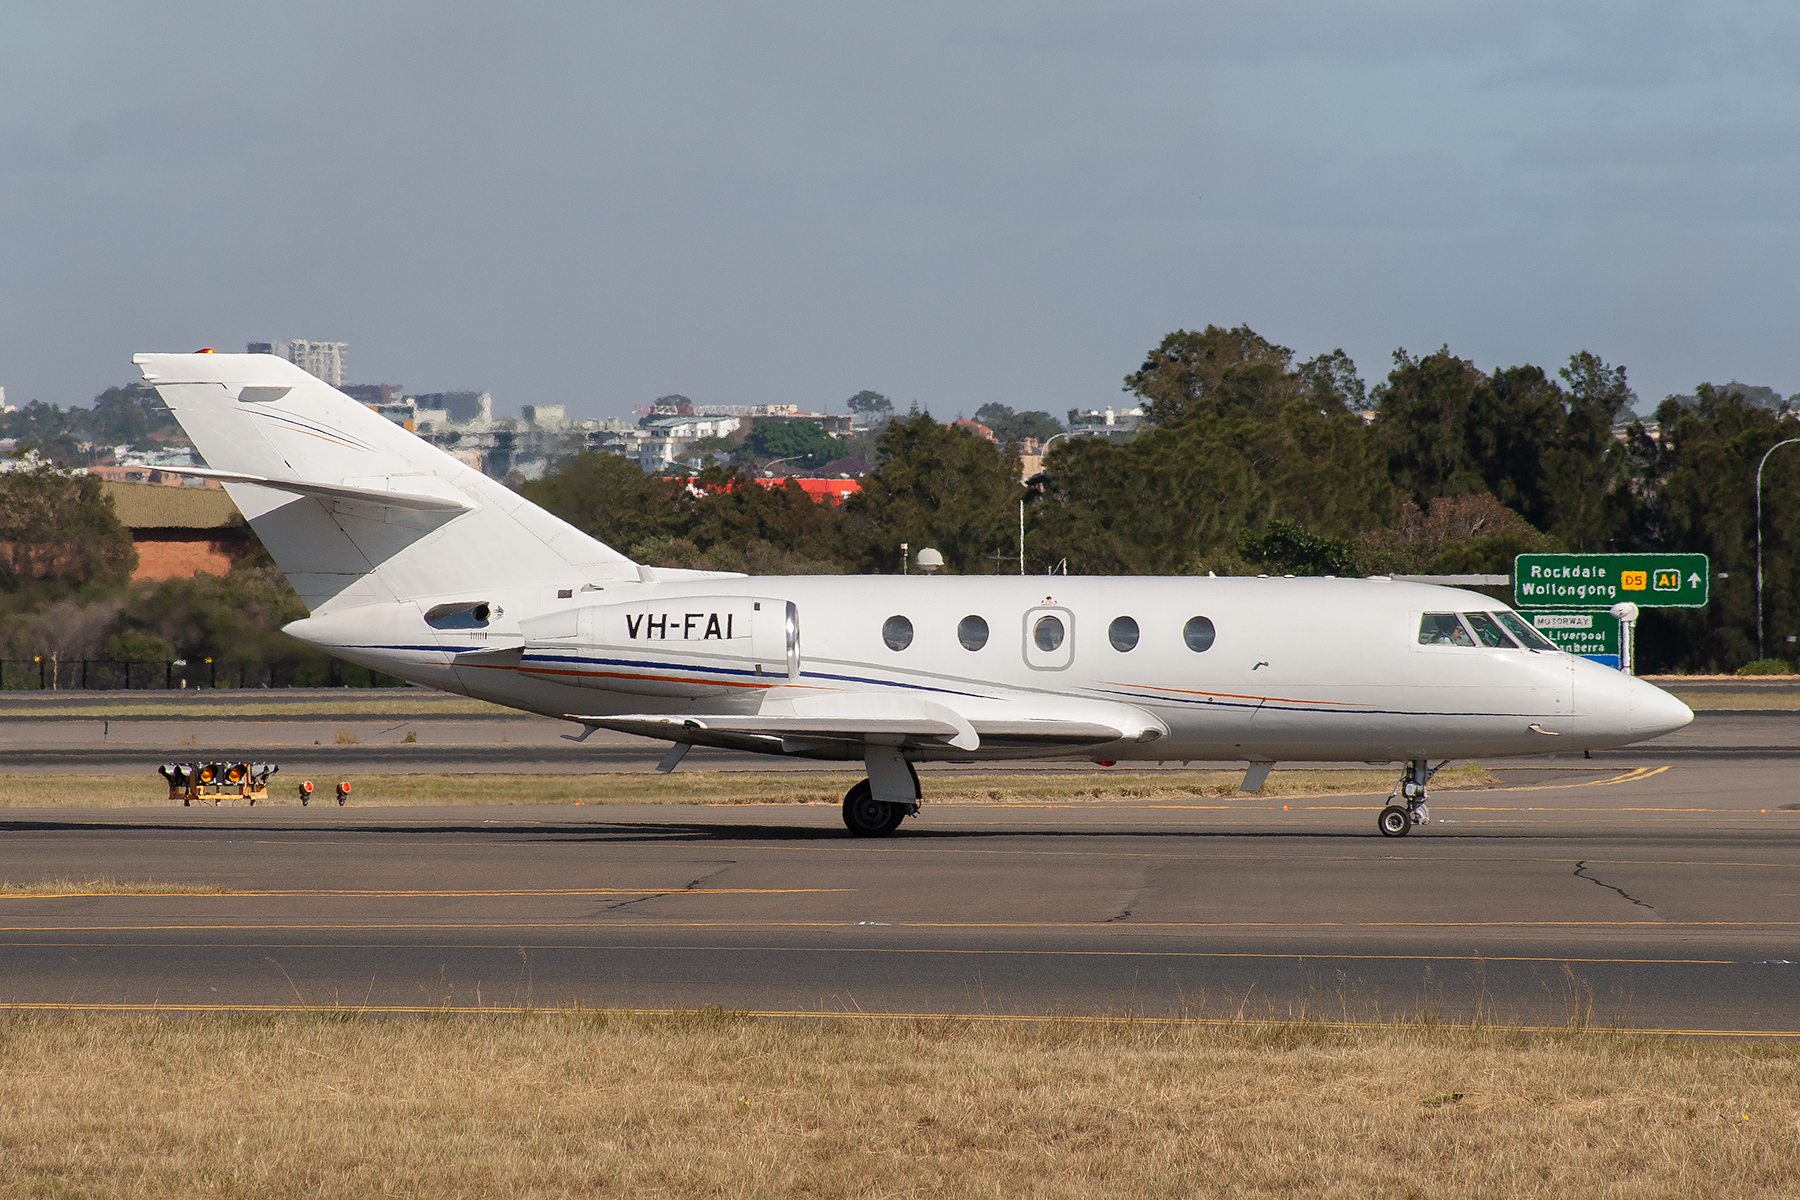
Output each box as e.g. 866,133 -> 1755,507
1528,611 -> 1620,663
1514,552 -> 1710,609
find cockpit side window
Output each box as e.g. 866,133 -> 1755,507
1462,612 -> 1519,648
1418,613 -> 1476,647
1493,610 -> 1560,652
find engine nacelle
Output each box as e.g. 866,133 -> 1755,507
518,595 -> 799,697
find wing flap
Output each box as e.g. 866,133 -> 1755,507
567,713 -> 1131,753
570,714 -> 964,746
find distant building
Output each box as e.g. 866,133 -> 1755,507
90,462 -> 215,486
101,481 -> 258,581
1067,406 -> 1145,439
249,340 -> 347,387
643,414 -> 741,441
413,391 -> 493,428
520,404 -> 567,427
341,384 -> 405,405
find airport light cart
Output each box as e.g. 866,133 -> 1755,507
159,762 -> 278,806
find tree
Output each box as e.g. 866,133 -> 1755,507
1028,329 -> 1393,574
1371,348 -> 1639,551
974,404 -> 1063,443
521,454 -> 854,572
1353,494 -> 1559,576
1627,385 -> 1800,672
842,413 -> 1024,573
846,391 -> 894,422
517,452 -> 685,552
1236,520 -> 1357,576
0,466 -> 136,592
742,419 -> 837,468
1296,349 -> 1368,411
1123,325 -> 1300,424
104,627 -> 175,663
668,465 -> 848,567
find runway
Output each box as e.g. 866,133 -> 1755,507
2,718 -> 1798,1031
4,694 -> 1798,774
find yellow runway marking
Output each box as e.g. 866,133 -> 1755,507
0,888 -> 848,901
0,1001 -> 1790,1037
0,919 -> 1794,933
0,940 -> 1739,964
967,766 -> 1676,810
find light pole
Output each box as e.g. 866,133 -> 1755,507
1756,438 -> 1800,660
1025,430 -> 1099,576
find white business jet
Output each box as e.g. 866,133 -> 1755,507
136,351 -> 1693,838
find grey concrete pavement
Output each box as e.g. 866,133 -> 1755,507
0,749 -> 1796,1031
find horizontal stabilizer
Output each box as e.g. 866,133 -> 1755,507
162,467 -> 474,513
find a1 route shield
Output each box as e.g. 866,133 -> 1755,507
1513,553 -> 1709,609
1527,611 -> 1621,667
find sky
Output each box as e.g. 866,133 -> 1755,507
3,2 -> 1797,420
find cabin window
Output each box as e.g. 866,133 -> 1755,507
1462,612 -> 1519,648
1183,615 -> 1215,652
1493,610 -> 1560,652
1033,614 -> 1065,652
957,615 -> 989,651
1418,613 -> 1475,647
882,615 -> 914,651
1108,616 -> 1139,652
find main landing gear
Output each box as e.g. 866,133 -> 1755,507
841,775 -> 920,838
1377,759 -> 1446,838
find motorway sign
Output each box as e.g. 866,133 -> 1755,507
1528,611 -> 1620,665
1514,552 -> 1710,609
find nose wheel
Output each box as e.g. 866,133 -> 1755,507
1377,759 -> 1445,837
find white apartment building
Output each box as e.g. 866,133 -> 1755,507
250,340 -> 347,387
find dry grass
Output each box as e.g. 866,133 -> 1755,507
0,877 -> 228,896
0,696 -> 512,718
0,1012 -> 1794,1197
0,765 -> 1496,808
332,728 -> 361,744
1675,692 -> 1800,710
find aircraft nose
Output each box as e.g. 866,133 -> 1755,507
1628,676 -> 1694,739
1572,661 -> 1693,747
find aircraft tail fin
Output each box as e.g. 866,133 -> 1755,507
134,352 -> 640,612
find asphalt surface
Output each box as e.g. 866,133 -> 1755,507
1,709 -> 1797,1032
3,694 -> 1796,774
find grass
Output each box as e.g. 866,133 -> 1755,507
0,877 -> 228,896
0,696 -> 514,718
0,1011 -> 1794,1196
1674,691 -> 1800,710
0,765 -> 1497,808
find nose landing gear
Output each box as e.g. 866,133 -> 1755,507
1378,759 -> 1446,837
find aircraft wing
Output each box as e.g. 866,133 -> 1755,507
570,689 -> 1164,756
568,712 -> 1141,755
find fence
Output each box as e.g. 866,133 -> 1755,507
0,659 -> 410,691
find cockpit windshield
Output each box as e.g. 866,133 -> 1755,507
1420,610 -> 1563,652
1418,613 -> 1476,646
1492,609 -> 1560,652
1463,612 -> 1518,648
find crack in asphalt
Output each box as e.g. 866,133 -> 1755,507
595,862 -> 735,913
1573,860 -> 1656,912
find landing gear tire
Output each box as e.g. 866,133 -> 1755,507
842,779 -> 908,838
1378,806 -> 1412,838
